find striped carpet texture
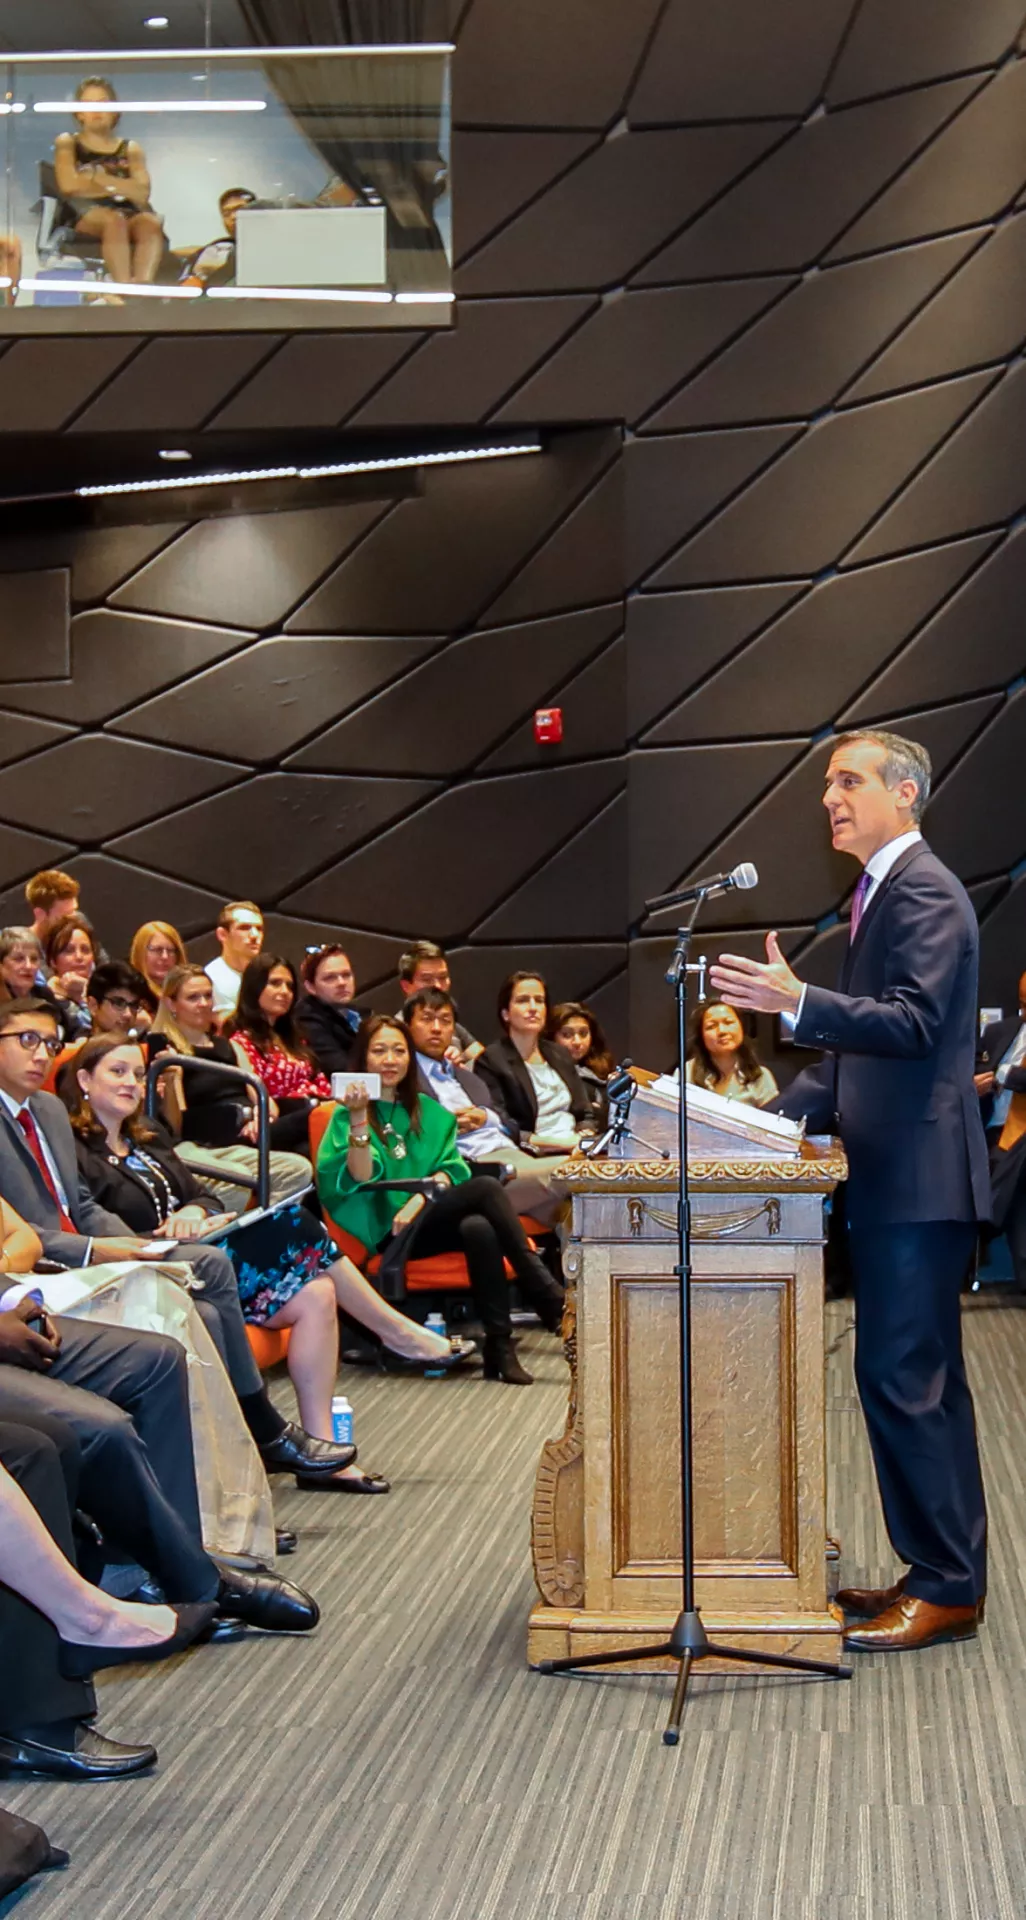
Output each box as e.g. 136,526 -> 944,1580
2,1298 -> 1023,1920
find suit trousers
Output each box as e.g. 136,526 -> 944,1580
0,1417 -> 94,1733
848,1221 -> 986,1607
173,1245 -> 264,1400
0,1320 -> 218,1604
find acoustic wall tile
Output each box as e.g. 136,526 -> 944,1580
626,585 -> 805,739
627,0 -> 852,123
689,699 -> 1001,929
908,690 -> 1026,881
830,63 -> 1026,260
847,361 -> 1026,562
68,336 -> 279,433
634,82 -> 978,283
283,761 -> 624,939
456,125 -> 788,297
842,529 -> 1026,719
109,773 -> 439,900
651,235 -> 979,429
52,854 -> 227,956
625,428 -> 800,586
828,0 -> 1025,104
452,131 -> 598,263
655,372 -> 995,585
0,524 -> 183,608
483,463 -> 623,624
0,714 -> 75,768
647,537 -> 996,741
977,875 -> 1026,1007
498,279 -> 795,429
453,0 -> 668,129
0,571 -> 69,681
0,611 -> 251,726
0,823 -> 74,896
480,633 -> 626,772
0,338 -> 137,431
474,794 -> 626,940
111,500 -> 392,630
286,432 -> 616,635
287,607 -> 620,776
207,334 -> 422,430
580,967 -> 628,1056
628,740 -> 804,918
847,217 -> 1026,401
109,636 -> 437,763
0,736 -> 242,843
347,297 -> 597,428
444,944 -> 628,1052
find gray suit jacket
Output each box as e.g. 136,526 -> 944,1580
0,1091 -> 129,1266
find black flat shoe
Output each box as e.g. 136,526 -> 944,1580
0,1724 -> 157,1781
294,1467 -> 390,1494
214,1564 -> 319,1633
384,1335 -> 478,1373
258,1421 -> 357,1477
58,1602 -> 218,1679
276,1527 -> 298,1555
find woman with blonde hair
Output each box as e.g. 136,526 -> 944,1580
130,921 -> 187,1001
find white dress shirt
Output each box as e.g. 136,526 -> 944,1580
416,1053 -> 513,1159
790,830 -> 922,1031
992,1021 -> 1026,1130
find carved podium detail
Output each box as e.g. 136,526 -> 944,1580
528,1100 -> 847,1673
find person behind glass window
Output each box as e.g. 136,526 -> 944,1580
686,1000 -> 779,1106
53,78 -> 164,297
174,186 -> 256,288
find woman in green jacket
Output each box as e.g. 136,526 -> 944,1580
317,1016 -> 565,1385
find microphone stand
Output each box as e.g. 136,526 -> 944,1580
537,885 -> 851,1744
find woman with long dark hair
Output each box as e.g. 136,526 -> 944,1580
477,973 -> 594,1152
686,1001 -> 779,1106
226,955 -> 330,1152
547,1000 -> 613,1128
317,1015 -> 566,1385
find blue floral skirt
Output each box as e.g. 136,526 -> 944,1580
220,1201 -> 337,1326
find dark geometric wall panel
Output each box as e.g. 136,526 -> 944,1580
109,636 -> 438,763
0,570 -> 69,681
633,82 -> 978,283
653,373 -> 995,585
2,1 -> 1025,1062
626,0 -> 853,124
645,537 -> 996,742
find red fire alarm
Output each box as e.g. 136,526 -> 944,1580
534,707 -> 563,744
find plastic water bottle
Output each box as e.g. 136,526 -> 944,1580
330,1395 -> 354,1446
423,1311 -> 447,1376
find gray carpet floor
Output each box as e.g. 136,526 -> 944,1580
3,1296 -> 1025,1920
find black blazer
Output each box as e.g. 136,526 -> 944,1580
476,1034 -> 592,1146
73,1126 -> 202,1235
295,996 -> 360,1079
774,840 -> 990,1227
976,1014 -> 1026,1132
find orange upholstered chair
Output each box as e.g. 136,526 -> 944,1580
246,1323 -> 291,1368
309,1102 -> 483,1293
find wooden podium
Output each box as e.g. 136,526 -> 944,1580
528,1082 -> 848,1672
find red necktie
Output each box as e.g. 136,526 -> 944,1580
17,1108 -> 76,1233
849,870 -> 872,941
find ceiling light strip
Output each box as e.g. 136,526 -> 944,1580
205,285 -> 394,304
5,46 -> 454,64
32,99 -> 267,112
13,277 -> 201,299
76,440 -> 541,499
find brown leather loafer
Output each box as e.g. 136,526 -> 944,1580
835,1577 -> 906,1618
843,1593 -> 980,1652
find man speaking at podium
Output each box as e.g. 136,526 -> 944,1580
710,729 -> 989,1655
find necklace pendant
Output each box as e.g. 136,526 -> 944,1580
391,1139 -> 408,1160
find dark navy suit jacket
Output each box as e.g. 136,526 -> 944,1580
774,840 -> 990,1227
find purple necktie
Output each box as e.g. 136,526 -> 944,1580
849,870 -> 872,941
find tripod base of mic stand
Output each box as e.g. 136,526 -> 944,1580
537,1606 -> 852,1745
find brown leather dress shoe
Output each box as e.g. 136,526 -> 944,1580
843,1593 -> 980,1652
835,1577 -> 906,1617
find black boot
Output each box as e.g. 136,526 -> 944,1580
482,1338 -> 533,1385
518,1263 -> 565,1334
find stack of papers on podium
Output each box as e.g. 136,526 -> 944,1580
644,1075 -> 804,1158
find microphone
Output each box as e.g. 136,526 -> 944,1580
645,863 -> 758,913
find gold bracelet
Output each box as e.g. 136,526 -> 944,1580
350,1132 -> 371,1147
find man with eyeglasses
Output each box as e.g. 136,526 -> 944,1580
85,961 -> 152,1037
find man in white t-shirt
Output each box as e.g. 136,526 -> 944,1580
204,901 -> 263,1017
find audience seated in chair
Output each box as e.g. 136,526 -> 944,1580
53,77 -> 165,298
0,930 -> 71,1044
227,955 -> 333,1152
46,960 -> 152,1095
296,944 -> 362,1078
398,940 -> 481,1062
130,921 -> 187,1003
43,915 -> 99,1041
977,967 -> 1026,1293
685,1000 -> 779,1107
477,973 -> 594,1154
548,1000 -> 614,1130
205,901 -> 264,1018
173,185 -> 256,288
0,994 -> 353,1497
0,1182 -> 318,1654
317,1016 -> 566,1386
24,870 -> 80,949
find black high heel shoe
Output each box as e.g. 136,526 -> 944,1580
482,1338 -> 534,1385
58,1601 -> 219,1679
